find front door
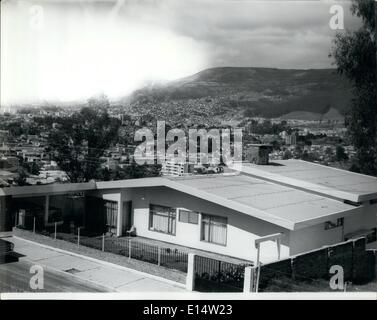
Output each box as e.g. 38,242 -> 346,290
122,201 -> 132,234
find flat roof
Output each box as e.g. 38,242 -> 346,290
239,160 -> 377,202
166,174 -> 360,230
0,172 -> 366,230
0,181 -> 96,197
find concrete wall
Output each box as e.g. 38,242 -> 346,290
129,186 -> 290,263
289,202 -> 377,256
84,187 -> 377,263
343,202 -> 376,236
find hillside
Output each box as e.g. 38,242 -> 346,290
121,67 -> 353,124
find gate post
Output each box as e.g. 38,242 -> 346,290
186,253 -> 195,291
243,266 -> 257,293
158,246 -> 161,266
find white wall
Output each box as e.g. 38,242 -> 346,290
343,202 -> 376,236
130,186 -> 290,263
289,202 -> 377,255
91,187 -> 376,263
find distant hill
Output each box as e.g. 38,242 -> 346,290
280,107 -> 345,121
121,67 -> 353,123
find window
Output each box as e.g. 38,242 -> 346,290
179,209 -> 199,224
201,214 -> 227,246
104,201 -> 118,228
149,204 -> 176,235
324,217 -> 344,230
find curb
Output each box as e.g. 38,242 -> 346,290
12,236 -> 187,290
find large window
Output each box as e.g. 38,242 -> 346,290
149,204 -> 176,235
104,201 -> 118,229
179,209 -> 199,224
201,214 -> 227,246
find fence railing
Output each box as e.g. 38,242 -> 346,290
15,221 -> 188,273
194,255 -> 252,292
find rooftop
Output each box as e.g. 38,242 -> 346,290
239,160 -> 377,202
1,161 -> 374,231
165,173 -> 360,230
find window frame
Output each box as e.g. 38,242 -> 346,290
148,204 -> 177,236
179,209 -> 199,225
200,213 -> 227,246
104,200 -> 118,228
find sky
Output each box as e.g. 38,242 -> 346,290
0,0 -> 362,106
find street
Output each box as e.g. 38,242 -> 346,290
0,257 -> 103,292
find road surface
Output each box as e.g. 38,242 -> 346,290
0,257 -> 103,292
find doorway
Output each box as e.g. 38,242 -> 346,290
122,201 -> 132,234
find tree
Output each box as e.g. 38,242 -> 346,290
48,103 -> 121,182
330,0 -> 377,175
15,168 -> 28,186
282,149 -> 292,160
335,145 -> 348,162
23,161 -> 41,175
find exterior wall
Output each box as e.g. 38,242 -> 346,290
289,223 -> 342,255
343,202 -> 376,236
0,196 -> 9,231
289,202 -> 377,256
129,186 -> 290,263
90,189 -> 137,236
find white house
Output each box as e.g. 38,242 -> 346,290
1,159 -> 376,264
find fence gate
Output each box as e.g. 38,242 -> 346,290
194,255 -> 250,292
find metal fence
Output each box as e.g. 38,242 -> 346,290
194,255 -> 251,292
15,220 -> 188,273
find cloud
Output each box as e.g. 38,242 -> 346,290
0,0 -> 363,104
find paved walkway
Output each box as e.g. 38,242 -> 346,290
4,237 -> 186,292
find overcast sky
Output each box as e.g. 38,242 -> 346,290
1,0 -> 362,105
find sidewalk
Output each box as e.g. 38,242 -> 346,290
5,236 -> 187,293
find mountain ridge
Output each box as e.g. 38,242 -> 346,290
120,67 -> 353,123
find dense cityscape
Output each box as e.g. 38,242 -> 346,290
0,97 -> 356,187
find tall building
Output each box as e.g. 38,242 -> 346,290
161,160 -> 194,176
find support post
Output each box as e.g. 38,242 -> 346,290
158,246 -> 161,266
44,195 -> 50,226
14,212 -> 18,228
186,253 -> 195,291
116,199 -> 122,237
33,217 -> 36,234
77,227 -> 80,246
128,239 -> 131,259
54,222 -> 57,240
277,238 -> 281,260
243,266 -> 257,293
255,263 -> 261,293
102,234 -> 105,252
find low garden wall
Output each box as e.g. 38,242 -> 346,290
258,237 -> 375,291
